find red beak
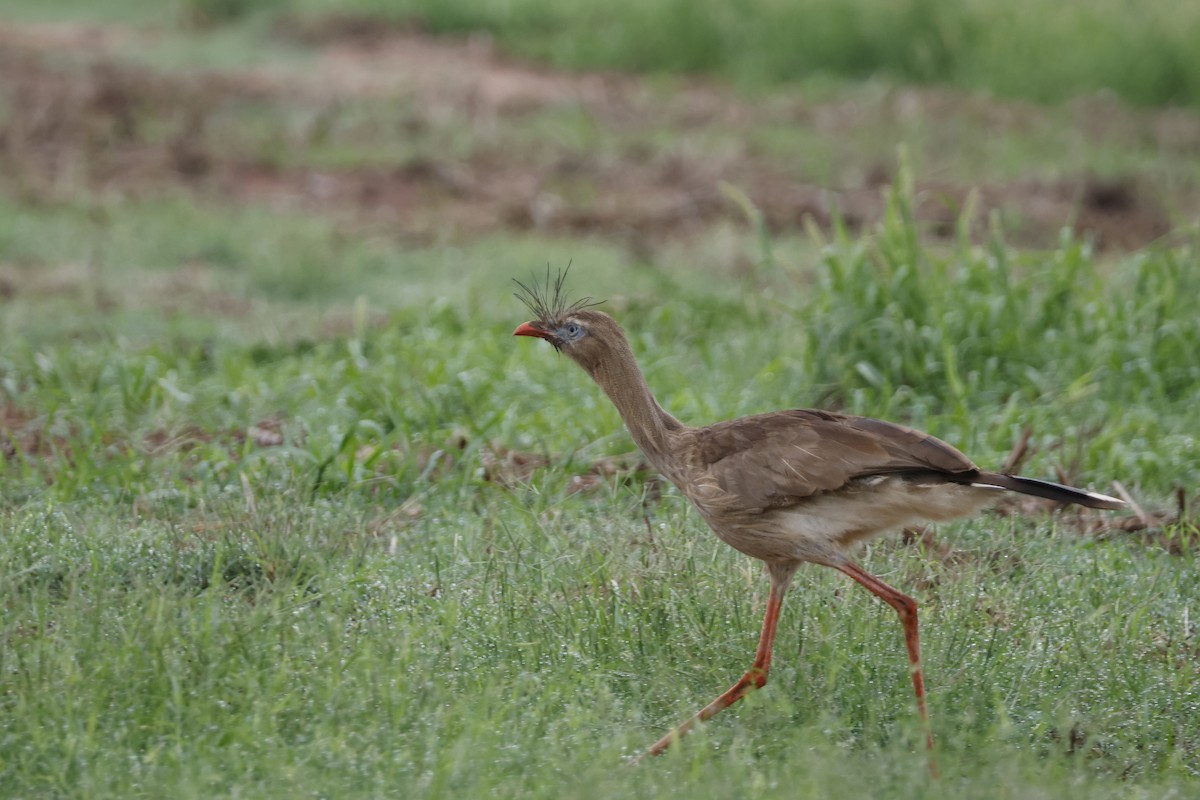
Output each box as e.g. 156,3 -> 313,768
513,321 -> 550,339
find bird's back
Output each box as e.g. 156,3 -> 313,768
694,409 -> 979,509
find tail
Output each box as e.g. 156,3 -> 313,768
966,471 -> 1126,510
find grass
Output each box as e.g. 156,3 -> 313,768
2,5 -> 1200,797
3,498 -> 1196,798
301,0 -> 1200,107
2,172 -> 1199,797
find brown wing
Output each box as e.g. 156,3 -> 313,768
696,409 -> 979,510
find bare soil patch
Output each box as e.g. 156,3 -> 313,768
1,19 -> 1197,251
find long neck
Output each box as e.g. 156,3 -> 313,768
587,339 -> 684,471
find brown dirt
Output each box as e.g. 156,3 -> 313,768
481,444 -> 658,495
1,402 -> 288,468
0,404 -> 45,461
1,19 -> 1196,252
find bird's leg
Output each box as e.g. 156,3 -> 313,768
639,576 -> 789,760
837,561 -> 939,777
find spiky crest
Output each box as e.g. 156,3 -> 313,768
512,263 -> 600,324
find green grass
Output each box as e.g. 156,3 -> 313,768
2,172 -> 1199,796
3,497 -> 1197,798
304,0 -> 1200,108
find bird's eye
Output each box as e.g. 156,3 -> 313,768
564,322 -> 583,338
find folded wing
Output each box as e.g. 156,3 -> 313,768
697,409 -> 979,511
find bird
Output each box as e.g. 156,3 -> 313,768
511,270 -> 1125,768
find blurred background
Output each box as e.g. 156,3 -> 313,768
2,0 -> 1197,319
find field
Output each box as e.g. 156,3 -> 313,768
2,3 -> 1199,798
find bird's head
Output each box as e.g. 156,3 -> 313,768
512,268 -> 623,374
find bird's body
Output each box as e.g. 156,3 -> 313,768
647,409 -> 996,566
513,276 -> 1123,768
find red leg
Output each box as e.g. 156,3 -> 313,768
638,577 -> 788,760
838,561 -> 938,777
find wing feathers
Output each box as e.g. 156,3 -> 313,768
696,410 -> 977,510
692,409 -> 1125,514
